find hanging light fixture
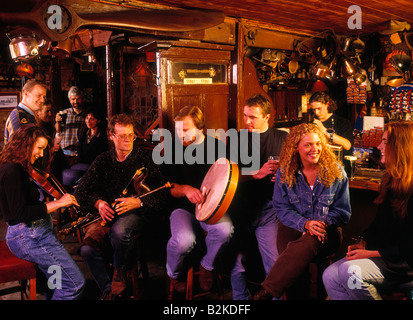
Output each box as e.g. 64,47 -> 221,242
15,63 -> 34,78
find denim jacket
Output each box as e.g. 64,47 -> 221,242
273,167 -> 351,232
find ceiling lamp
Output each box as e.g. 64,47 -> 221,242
15,63 -> 34,78
311,79 -> 329,92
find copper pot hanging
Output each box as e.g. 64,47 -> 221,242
9,35 -> 44,61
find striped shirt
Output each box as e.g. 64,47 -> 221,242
4,103 -> 37,144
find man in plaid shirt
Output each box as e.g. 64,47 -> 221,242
55,86 -> 86,164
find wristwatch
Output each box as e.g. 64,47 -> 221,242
326,128 -> 335,144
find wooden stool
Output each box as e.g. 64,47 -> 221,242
309,254 -> 335,299
168,244 -> 225,300
185,263 -> 224,300
168,265 -> 224,300
0,240 -> 37,300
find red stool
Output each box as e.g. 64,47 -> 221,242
185,263 -> 224,300
0,240 -> 37,300
168,264 -> 224,300
168,243 -> 225,300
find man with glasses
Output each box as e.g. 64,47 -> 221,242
74,114 -> 168,299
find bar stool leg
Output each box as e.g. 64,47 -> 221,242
186,266 -> 194,300
29,278 -> 37,300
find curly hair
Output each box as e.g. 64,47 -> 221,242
0,124 -> 49,172
279,123 -> 343,188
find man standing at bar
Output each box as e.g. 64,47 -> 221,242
4,79 -> 47,144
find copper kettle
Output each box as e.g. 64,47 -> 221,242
9,35 -> 45,61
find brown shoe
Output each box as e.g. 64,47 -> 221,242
199,265 -> 214,291
170,277 -> 187,293
251,288 -> 273,300
111,268 -> 127,296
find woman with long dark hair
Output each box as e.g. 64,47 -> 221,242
323,121 -> 413,299
0,124 -> 85,299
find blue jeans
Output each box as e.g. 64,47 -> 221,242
80,211 -> 146,292
323,257 -> 413,300
6,216 -> 85,300
79,245 -> 111,293
166,208 -> 233,279
230,200 -> 279,300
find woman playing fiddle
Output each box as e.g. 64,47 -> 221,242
0,124 -> 85,300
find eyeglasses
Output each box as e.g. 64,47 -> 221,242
113,133 -> 137,141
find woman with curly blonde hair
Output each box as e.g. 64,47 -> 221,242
252,123 -> 351,300
279,122 -> 343,188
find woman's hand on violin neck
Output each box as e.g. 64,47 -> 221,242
58,193 -> 79,208
46,193 -> 79,214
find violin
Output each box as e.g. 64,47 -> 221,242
28,167 -> 82,218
